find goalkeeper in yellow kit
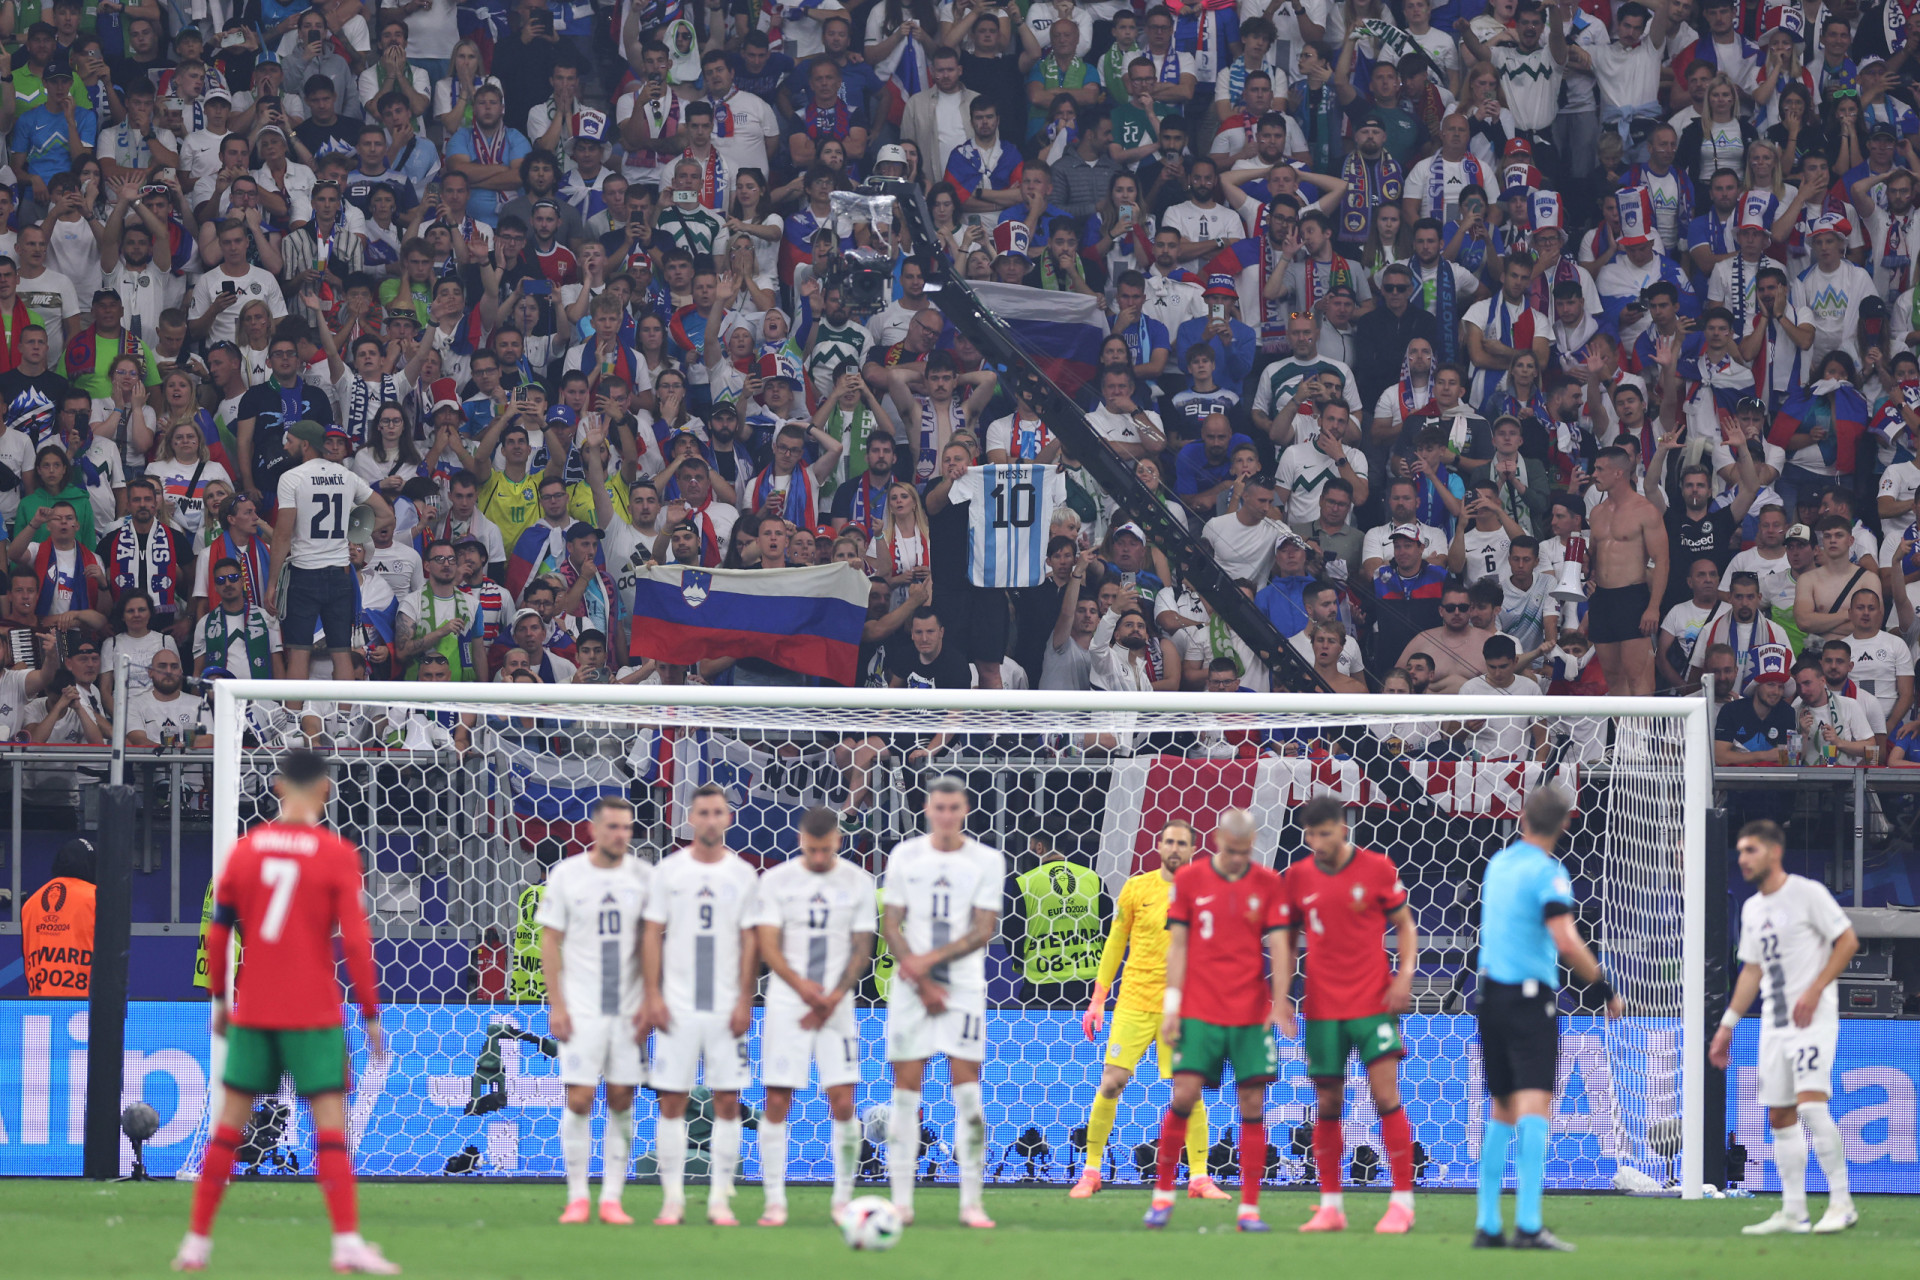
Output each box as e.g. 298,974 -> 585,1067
1070,820 -> 1228,1199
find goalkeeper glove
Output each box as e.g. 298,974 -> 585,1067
1082,983 -> 1110,1041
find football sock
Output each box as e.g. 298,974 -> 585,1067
830,1117 -> 859,1204
314,1129 -> 358,1234
888,1088 -> 921,1209
760,1120 -> 788,1210
1773,1120 -> 1809,1219
710,1117 -> 742,1208
1476,1118 -> 1513,1236
1186,1096 -> 1210,1178
188,1123 -> 242,1236
1514,1114 -> 1548,1234
1086,1092 -> 1119,1171
561,1108 -> 592,1203
1799,1102 -> 1851,1210
601,1107 -> 633,1205
1314,1117 -> 1344,1207
1153,1108 -> 1189,1196
1238,1121 -> 1266,1209
954,1082 -> 986,1209
657,1115 -> 688,1207
1380,1105 -> 1415,1203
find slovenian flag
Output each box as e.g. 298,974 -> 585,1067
630,561 -> 869,685
966,282 -> 1107,398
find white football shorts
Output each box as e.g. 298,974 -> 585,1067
648,1009 -> 752,1093
760,998 -> 862,1090
885,984 -> 988,1064
1755,1018 -> 1838,1108
558,1012 -> 647,1088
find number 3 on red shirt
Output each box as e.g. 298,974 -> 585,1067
1198,909 -> 1213,940
260,857 -> 302,942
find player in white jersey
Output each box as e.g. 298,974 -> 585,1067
1710,820 -> 1860,1236
270,420 -> 393,685
942,462 -> 1070,588
536,796 -> 651,1225
748,807 -> 877,1227
640,783 -> 761,1226
881,776 -> 1006,1229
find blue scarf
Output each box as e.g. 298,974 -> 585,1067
1421,260 -> 1459,364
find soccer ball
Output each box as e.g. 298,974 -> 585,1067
840,1196 -> 903,1251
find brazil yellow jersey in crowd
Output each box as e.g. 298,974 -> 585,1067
479,470 -> 542,548
1096,871 -> 1172,1014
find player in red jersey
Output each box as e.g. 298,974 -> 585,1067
174,750 -> 398,1275
1143,809 -> 1288,1232
1275,795 -> 1421,1235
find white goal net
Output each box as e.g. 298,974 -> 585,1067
180,684 -> 1710,1198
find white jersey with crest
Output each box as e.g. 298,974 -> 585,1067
1737,873 -> 1852,1031
642,846 -> 760,1014
946,463 -> 1070,588
748,856 -> 876,1009
881,834 -> 1006,998
533,852 -> 652,1018
276,457 -> 375,569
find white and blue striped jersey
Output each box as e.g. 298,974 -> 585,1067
948,462 -> 1068,589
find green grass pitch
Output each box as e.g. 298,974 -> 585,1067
0,1182 -> 1912,1280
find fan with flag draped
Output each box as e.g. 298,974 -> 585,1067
1768,379 -> 1872,472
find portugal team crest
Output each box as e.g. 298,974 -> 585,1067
680,569 -> 712,607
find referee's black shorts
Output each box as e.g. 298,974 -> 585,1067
1475,979 -> 1561,1098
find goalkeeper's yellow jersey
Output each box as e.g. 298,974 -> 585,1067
1096,871 -> 1173,1014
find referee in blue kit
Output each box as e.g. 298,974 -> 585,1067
1472,786 -> 1624,1252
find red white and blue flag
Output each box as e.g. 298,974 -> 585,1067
630,561 -> 869,685
1769,380 -> 1872,472
967,282 -> 1107,398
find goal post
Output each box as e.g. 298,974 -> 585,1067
194,680 -> 1713,1198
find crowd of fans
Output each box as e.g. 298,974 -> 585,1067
0,0 -> 1918,780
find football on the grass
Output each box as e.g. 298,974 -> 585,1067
840,1196 -> 903,1251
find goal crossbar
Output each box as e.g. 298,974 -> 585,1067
216,679 -> 1706,719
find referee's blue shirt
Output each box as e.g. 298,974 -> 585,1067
1478,839 -> 1576,987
